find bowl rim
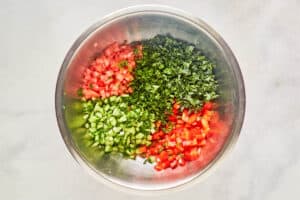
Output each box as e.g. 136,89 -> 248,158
55,4 -> 246,194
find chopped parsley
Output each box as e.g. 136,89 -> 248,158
129,35 -> 218,122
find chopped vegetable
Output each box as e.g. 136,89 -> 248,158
80,42 -> 140,99
68,35 -> 226,171
142,102 -> 223,171
81,95 -> 155,158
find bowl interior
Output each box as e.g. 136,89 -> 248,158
57,9 -> 244,191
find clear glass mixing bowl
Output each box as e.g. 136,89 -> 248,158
55,5 -> 245,193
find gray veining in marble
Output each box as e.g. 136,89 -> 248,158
1,0 -> 300,199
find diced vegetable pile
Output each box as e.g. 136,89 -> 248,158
67,35 -> 228,171
82,95 -> 155,159
78,42 -> 141,99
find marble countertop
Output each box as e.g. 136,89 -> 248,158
1,0 -> 299,199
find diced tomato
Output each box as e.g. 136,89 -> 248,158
170,160 -> 178,169
137,146 -> 147,154
188,114 -> 197,124
184,147 -> 200,161
167,140 -> 176,147
115,73 -> 124,81
124,73 -> 133,81
79,42 -> 138,99
155,161 -> 169,171
152,132 -> 161,140
178,157 -> 186,166
176,119 -> 184,124
127,87 -> 133,93
144,101 -> 227,171
182,128 -> 191,140
104,46 -> 113,56
176,137 -> 183,144
182,109 -> 189,122
154,164 -> 163,171
158,151 -> 169,161
182,140 -> 192,147
155,121 -> 161,129
203,102 -> 213,110
168,114 -> 177,122
173,102 -> 180,110
90,84 -> 99,91
148,147 -> 158,155
91,71 -> 100,78
176,144 -> 184,152
201,118 -> 209,131
172,147 -> 180,155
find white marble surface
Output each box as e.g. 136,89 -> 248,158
1,0 -> 300,199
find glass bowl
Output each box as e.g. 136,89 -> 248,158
55,5 -> 245,193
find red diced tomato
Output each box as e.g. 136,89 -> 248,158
168,115 -> 177,122
182,109 -> 189,122
188,114 -> 197,124
83,89 -> 99,99
80,42 -> 138,99
152,132 -> 161,140
116,73 -> 124,81
155,161 -> 169,171
203,102 -> 213,110
167,141 -> 176,147
199,139 -> 207,146
182,140 -> 192,147
173,102 -> 180,110
137,146 -> 147,154
127,87 -> 133,93
182,128 -> 191,140
124,73 -> 133,81
178,157 -> 186,166
155,121 -> 161,129
143,102 -> 226,171
176,119 -> 184,124
92,71 -> 100,77
201,118 -> 209,131
184,147 -> 200,161
170,160 -> 178,169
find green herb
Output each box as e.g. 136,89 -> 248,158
130,35 -> 218,122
